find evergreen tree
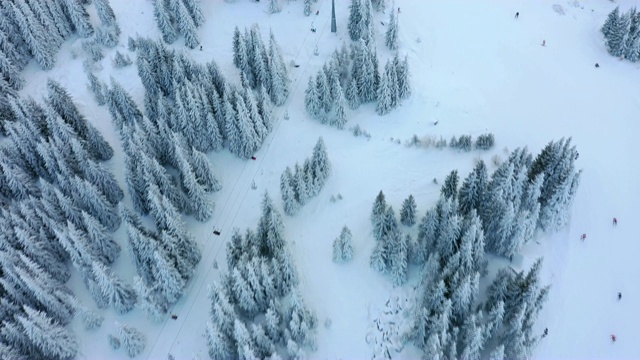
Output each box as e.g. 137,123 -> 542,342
153,248 -> 186,304
91,261 -> 137,314
601,6 -> 620,40
331,85 -> 348,129
606,9 -> 631,57
400,194 -> 417,226
293,163 -> 309,206
133,276 -> 166,321
389,229 -> 408,286
113,51 -> 132,68
441,170 -> 459,200
304,76 -> 321,120
206,321 -> 234,360
304,0 -> 312,16
345,78 -> 360,110
396,55 -> 411,99
281,166 -> 300,216
332,226 -> 354,263
87,72 -> 106,105
268,0 -> 281,14
116,323 -> 146,358
10,2 -> 55,70
348,0 -> 364,41
385,2 -> 399,50
371,190 -> 387,238
17,305 -> 78,360
459,160 -> 488,216
62,0 -> 94,37
154,0 -> 178,44
82,211 -> 120,265
94,0 -> 117,26
309,137 -> 331,194
182,0 -> 205,27
176,0 -> 200,49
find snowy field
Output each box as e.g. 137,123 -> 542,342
12,0 -> 640,359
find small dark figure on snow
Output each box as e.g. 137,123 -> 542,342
575,151 -> 579,160
542,40 -> 546,46
580,233 -> 587,241
543,328 -> 548,337
595,63 -> 600,68
611,334 -> 617,342
199,45 -> 202,51
515,12 -> 519,19
316,10 -> 319,15
618,292 -> 622,301
613,217 -> 618,226
311,27 -> 316,33
398,7 -> 401,13
171,314 -> 178,320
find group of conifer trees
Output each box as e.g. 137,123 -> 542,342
602,6 -> 640,61
207,193 -> 317,359
280,138 -> 331,216
0,0 -> 101,120
369,138 -> 580,358
304,0 -> 410,128
153,0 -> 205,49
0,79 -> 128,359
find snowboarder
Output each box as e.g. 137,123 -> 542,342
595,63 -> 600,68
541,40 -> 546,46
611,334 -> 616,342
613,217 -> 618,226
515,12 -> 519,19
543,328 -> 548,337
618,292 -> 622,301
580,233 -> 587,241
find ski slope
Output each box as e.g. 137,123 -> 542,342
17,0 -> 640,359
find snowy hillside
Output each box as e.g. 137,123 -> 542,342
1,0 -> 639,359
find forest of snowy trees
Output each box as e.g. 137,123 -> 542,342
368,139 -> 580,358
207,192 -> 317,359
602,6 -> 640,61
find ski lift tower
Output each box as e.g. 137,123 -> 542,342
331,0 -> 337,33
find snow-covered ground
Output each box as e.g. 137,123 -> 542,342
18,0 -> 640,359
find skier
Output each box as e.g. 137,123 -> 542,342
543,328 -> 548,337
398,7 -> 401,13
595,63 -> 600,68
515,12 -> 519,19
542,40 -> 546,46
316,10 -> 319,15
613,217 -> 618,226
611,334 -> 616,342
618,292 -> 622,301
580,233 -> 587,241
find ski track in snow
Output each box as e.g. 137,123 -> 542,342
14,0 -> 640,359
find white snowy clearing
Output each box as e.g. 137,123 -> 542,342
16,0 -> 640,359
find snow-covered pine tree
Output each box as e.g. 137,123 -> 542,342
441,170 -> 459,200
345,77 -> 360,109
315,71 -> 331,123
309,137 -> 331,194
400,194 -> 417,226
176,0 -> 200,49
94,0 -> 117,26
601,7 -> 621,46
606,9 -> 631,57
281,166 -> 300,216
331,83 -> 348,129
17,305 -> 78,359
268,0 -> 281,14
10,2 -> 55,70
116,322 -> 146,358
154,0 -> 178,44
385,2 -> 399,50
389,229 -> 408,286
182,0 -> 205,27
332,226 -> 354,263
304,76 -> 321,120
87,72 -> 107,105
371,190 -> 387,238
133,276 -> 166,321
81,211 -> 120,265
395,54 -> 411,100
206,320 -> 234,360
62,0 -> 94,38
348,0 -> 364,41
113,51 -> 132,68
304,0 -> 312,16
91,261 -> 137,314
152,248 -> 186,304
293,163 -> 309,206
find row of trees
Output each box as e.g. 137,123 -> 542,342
207,193 -> 317,359
280,138 -> 331,215
602,6 -> 640,61
153,0 -> 204,49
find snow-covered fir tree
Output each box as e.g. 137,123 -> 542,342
400,194 -> 417,226
280,166 -> 300,216
385,2 -> 399,50
332,226 -> 354,263
116,322 -> 146,358
268,0 -> 281,14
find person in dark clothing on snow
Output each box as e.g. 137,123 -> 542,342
515,12 -> 519,19
543,328 -> 548,337
613,217 -> 618,226
611,334 -> 617,342
618,292 -> 622,301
